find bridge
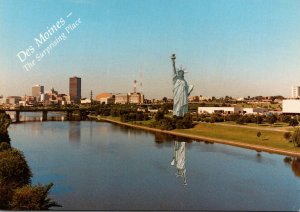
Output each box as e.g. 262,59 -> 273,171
0,108 -> 95,122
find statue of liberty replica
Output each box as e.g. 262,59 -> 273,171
170,54 -> 193,185
171,54 -> 194,117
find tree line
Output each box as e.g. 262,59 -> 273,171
90,104 -> 194,130
150,111 -> 193,130
197,113 -> 299,126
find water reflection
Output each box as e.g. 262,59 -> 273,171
69,122 -> 81,143
154,133 -> 174,144
171,141 -> 187,185
9,122 -> 300,210
152,133 -> 188,185
284,157 -> 300,178
7,112 -> 88,122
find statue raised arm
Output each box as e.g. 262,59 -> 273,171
171,54 -> 177,75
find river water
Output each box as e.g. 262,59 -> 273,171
7,113 -> 300,210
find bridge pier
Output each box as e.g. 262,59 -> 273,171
16,111 -> 20,123
67,111 -> 73,120
42,111 -> 48,121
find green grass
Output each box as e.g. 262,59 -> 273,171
97,115 -> 120,121
247,122 -> 290,128
216,121 -> 291,129
134,119 -> 156,126
95,115 -> 300,154
97,115 -> 156,127
175,122 -> 300,153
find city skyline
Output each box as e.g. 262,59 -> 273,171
1,0 -> 300,99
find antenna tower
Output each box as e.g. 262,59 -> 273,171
133,80 -> 137,93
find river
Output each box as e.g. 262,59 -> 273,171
8,112 -> 300,210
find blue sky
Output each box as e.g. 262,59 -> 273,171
1,0 -> 300,99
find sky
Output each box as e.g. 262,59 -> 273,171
1,0 -> 300,99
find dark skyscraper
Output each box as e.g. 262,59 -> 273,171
69,76 -> 81,103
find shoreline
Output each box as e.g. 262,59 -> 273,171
96,116 -> 300,158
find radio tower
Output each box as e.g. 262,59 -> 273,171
133,80 -> 137,94
139,68 -> 143,94
139,67 -> 144,104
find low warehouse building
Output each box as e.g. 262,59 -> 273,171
282,99 -> 300,114
198,106 -> 243,114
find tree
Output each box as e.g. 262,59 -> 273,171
0,142 -> 10,151
176,119 -> 184,129
120,114 -> 129,122
0,181 -> 13,209
266,115 -> 277,125
136,112 -> 144,121
289,118 -> 299,127
160,117 -> 175,130
155,111 -> 164,121
128,112 -> 137,121
209,117 -> 216,123
10,183 -> 60,210
236,116 -> 245,125
0,148 -> 32,188
182,113 -> 193,128
292,128 -> 300,147
0,147 -> 60,210
0,112 -> 12,145
245,115 -> 255,123
110,108 -> 119,117
211,113 -> 224,122
161,103 -> 172,114
204,117 -> 210,123
227,114 -> 241,122
0,112 -> 11,135
257,131 -> 261,139
280,114 -> 291,123
283,132 -> 292,142
256,115 -> 263,125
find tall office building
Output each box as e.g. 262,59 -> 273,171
69,76 -> 81,103
292,86 -> 300,98
32,84 -> 44,100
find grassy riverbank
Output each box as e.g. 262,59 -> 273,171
90,115 -> 300,156
175,123 -> 294,151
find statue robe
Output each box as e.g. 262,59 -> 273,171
173,74 -> 193,117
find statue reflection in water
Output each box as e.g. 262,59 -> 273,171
171,141 -> 187,185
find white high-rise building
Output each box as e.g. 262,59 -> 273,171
292,86 -> 300,98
